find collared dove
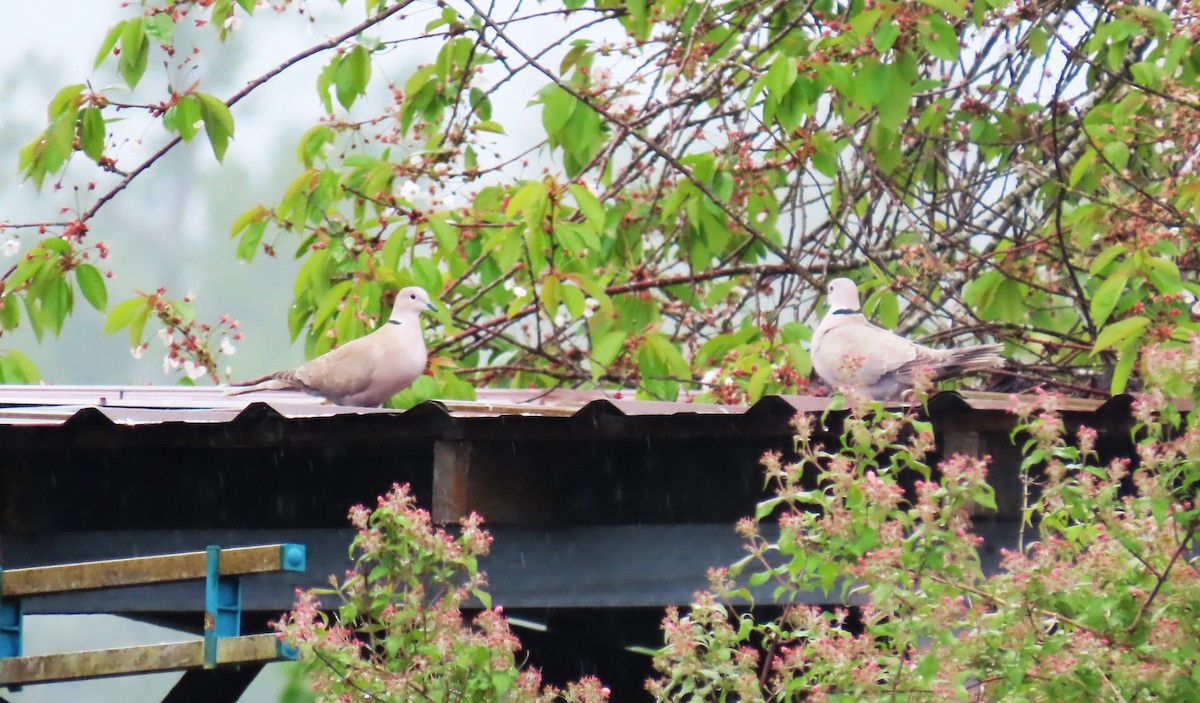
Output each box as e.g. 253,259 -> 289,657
811,278 -> 1003,399
227,286 -> 437,407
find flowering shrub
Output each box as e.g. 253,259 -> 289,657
275,483 -> 609,703
648,341 -> 1200,701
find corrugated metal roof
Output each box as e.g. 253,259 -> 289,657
0,383 -> 1135,427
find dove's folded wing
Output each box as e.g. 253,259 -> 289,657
293,338 -> 378,401
818,323 -> 921,386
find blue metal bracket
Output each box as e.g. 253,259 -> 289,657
279,543 -> 306,573
203,546 -> 242,669
0,566 -> 22,659
276,640 -> 300,661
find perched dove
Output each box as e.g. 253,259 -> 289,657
227,286 -> 437,407
811,278 -> 1004,399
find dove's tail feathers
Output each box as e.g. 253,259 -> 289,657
223,371 -> 302,396
933,343 -> 1005,380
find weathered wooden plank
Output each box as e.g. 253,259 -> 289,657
0,633 -> 283,686
2,544 -> 303,597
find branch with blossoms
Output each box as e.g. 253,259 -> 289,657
273,483 -> 610,703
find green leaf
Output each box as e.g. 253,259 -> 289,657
539,84 -> 576,135
75,264 -> 107,312
1092,315 -> 1149,353
1145,257 -> 1182,294
95,21 -> 126,69
173,96 -> 202,141
144,12 -> 175,45
105,296 -> 147,334
873,22 -> 900,53
470,120 -> 505,134
79,107 -> 106,162
591,328 -> 627,370
1069,149 -> 1096,187
1102,140 -> 1130,171
237,220 -> 267,262
3,349 -> 40,383
567,184 -> 605,233
1110,335 -> 1140,394
48,84 -> 86,120
118,17 -> 149,88
1028,25 -> 1048,57
335,45 -> 372,110
195,93 -> 235,161
1089,273 -> 1127,327
924,16 -> 960,61
918,0 -> 966,19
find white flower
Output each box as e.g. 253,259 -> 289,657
701,369 -> 720,386
583,297 -> 599,318
157,328 -> 173,346
162,355 -> 182,374
409,154 -> 424,167
756,210 -> 768,223
554,310 -> 570,327
511,285 -> 528,298
131,346 -> 144,360
183,360 -> 208,380
223,15 -> 243,31
220,338 -> 236,356
398,180 -> 421,202
2,239 -> 19,257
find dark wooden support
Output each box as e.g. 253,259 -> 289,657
161,663 -> 264,703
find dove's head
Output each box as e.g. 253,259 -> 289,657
391,286 -> 438,319
826,278 -> 861,313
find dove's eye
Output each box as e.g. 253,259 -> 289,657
410,294 -> 417,299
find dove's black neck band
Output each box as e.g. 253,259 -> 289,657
386,319 -> 403,326
831,308 -> 860,315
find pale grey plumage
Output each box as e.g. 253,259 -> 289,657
811,278 -> 1003,399
227,286 -> 437,407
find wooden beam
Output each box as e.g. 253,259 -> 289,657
2,544 -> 304,597
0,633 -> 285,686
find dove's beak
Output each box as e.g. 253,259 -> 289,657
425,302 -> 438,312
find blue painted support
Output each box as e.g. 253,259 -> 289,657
0,572 -> 21,659
279,543 -> 306,573
203,546 -> 242,670
277,640 -> 300,661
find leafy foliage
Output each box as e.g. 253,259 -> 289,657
7,0 -> 1200,398
647,342 -> 1200,701
274,483 -> 610,703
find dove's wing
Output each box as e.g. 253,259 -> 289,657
814,320 -> 929,387
291,335 -> 382,402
